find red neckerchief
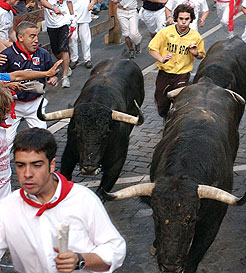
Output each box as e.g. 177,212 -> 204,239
15,41 -> 38,61
0,120 -> 11,128
0,0 -> 16,14
20,172 -> 74,216
229,0 -> 241,31
8,90 -> 16,119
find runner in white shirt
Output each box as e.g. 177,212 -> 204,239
0,128 -> 126,273
165,0 -> 209,31
215,0 -> 241,38
40,0 -> 74,88
69,0 -> 95,69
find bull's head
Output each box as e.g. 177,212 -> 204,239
37,99 -> 144,176
102,177 -> 246,272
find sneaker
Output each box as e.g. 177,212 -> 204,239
85,60 -> 92,69
61,76 -> 70,88
135,44 -> 141,54
67,67 -> 72,77
129,50 -> 135,59
69,60 -> 78,70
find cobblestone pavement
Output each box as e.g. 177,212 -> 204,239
2,1 -> 246,272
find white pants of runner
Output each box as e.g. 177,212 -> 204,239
69,22 -> 91,63
216,1 -> 234,38
139,7 -> 166,34
117,8 -> 142,45
5,96 -> 47,150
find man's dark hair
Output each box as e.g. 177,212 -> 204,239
173,4 -> 196,23
16,21 -> 38,40
13,128 -> 57,163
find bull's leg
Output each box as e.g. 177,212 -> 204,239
184,202 -> 228,273
60,129 -> 80,180
96,155 -> 127,201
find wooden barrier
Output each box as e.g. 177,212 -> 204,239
13,0 -> 121,52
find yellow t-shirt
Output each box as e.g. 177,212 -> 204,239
148,24 -> 206,74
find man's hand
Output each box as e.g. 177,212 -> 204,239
0,54 -> 7,66
162,53 -> 173,63
5,82 -> 27,91
166,16 -> 174,25
46,60 -> 63,77
188,44 -> 198,56
199,17 -> 205,27
47,76 -> 58,86
54,248 -> 78,273
88,1 -> 94,11
53,5 -> 64,15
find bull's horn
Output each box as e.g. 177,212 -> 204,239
112,100 -> 144,126
224,89 -> 245,105
198,185 -> 246,206
37,98 -> 74,121
167,87 -> 185,98
104,183 -> 155,201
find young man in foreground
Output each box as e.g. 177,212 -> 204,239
0,128 -> 126,272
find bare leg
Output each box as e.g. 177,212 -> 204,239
125,36 -> 133,50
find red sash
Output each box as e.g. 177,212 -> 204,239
229,0 -> 241,31
20,172 -> 74,216
0,0 -> 16,14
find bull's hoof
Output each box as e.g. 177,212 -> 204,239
96,187 -> 107,203
150,243 -> 157,256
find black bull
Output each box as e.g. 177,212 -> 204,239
38,58 -> 144,198
104,37 -> 246,273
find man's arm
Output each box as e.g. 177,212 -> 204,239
54,250 -> 110,272
9,60 -> 62,81
199,10 -> 209,27
149,49 -> 173,63
147,0 -> 167,3
165,7 -> 174,25
40,0 -> 64,14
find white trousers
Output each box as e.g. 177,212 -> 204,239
69,22 -> 91,62
139,7 -> 166,34
6,96 -> 47,149
117,8 -> 142,45
216,1 -> 234,38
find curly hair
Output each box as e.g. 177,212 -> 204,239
0,84 -> 13,122
173,4 -> 196,23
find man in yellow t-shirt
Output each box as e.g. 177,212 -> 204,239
148,4 -> 206,117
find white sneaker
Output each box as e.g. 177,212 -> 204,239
62,76 -> 70,88
67,67 -> 72,77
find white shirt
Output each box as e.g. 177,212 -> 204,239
0,7 -> 13,40
43,0 -> 71,28
0,173 -> 126,273
118,0 -> 138,9
0,126 -> 11,198
72,0 -> 91,24
165,0 -> 209,31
